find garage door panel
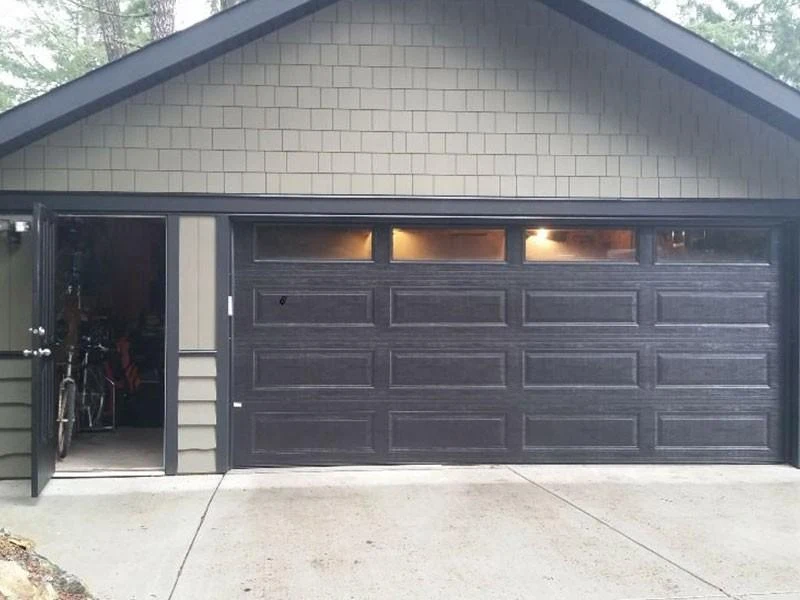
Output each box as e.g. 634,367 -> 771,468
388,412 -> 509,452
390,288 -> 508,326
655,291 -> 770,326
253,289 -> 375,326
655,412 -> 771,450
523,415 -> 640,449
523,352 -> 639,388
524,291 -> 639,325
248,411 -> 377,455
389,351 -> 508,388
655,352 -> 770,388
253,350 -> 375,389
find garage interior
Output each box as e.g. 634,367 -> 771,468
233,222 -> 784,467
54,217 -> 166,473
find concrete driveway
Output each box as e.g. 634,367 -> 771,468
1,466 -> 799,600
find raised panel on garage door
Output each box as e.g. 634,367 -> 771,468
232,223 -> 785,466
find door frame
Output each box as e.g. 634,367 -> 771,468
26,209 -> 179,490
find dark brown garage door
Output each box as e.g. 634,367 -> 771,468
232,223 -> 785,466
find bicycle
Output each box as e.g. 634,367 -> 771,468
56,335 -> 115,459
56,346 -> 78,459
77,335 -> 114,433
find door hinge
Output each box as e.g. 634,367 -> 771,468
228,295 -> 233,317
233,402 -> 242,408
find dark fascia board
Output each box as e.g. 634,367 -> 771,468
540,0 -> 800,140
2,192 -> 800,220
1,0 -> 800,158
0,0 -> 337,158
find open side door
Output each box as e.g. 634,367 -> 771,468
30,204 -> 57,497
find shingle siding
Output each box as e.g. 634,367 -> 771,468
0,0 -> 798,198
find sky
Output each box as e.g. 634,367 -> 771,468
2,1 -> 695,34
175,0 -> 214,30
175,1 -> 688,30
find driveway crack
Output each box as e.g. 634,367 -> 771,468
167,474 -> 226,600
505,465 -> 741,600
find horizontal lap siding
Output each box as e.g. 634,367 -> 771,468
0,360 -> 32,478
0,0 -> 798,199
0,237 -> 33,479
178,218 -> 218,474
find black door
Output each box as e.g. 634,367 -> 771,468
30,203 -> 57,497
233,222 -> 784,466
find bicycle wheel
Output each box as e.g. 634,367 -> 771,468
84,365 -> 107,429
57,380 -> 76,459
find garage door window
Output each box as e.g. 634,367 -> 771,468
392,228 -> 506,262
525,228 -> 636,262
254,225 -> 373,261
656,228 -> 770,263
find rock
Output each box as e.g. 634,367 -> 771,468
0,530 -> 96,599
0,560 -> 58,599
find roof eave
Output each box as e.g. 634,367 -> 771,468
0,0 -> 337,158
540,0 -> 800,140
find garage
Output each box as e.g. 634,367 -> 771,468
3,0 -> 800,494
233,222 -> 785,466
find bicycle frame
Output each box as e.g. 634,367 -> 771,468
59,347 -> 76,405
77,339 -> 113,432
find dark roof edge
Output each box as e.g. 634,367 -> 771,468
0,0 -> 336,158
540,0 -> 800,140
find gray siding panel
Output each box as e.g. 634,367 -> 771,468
0,359 -> 31,479
0,233 -> 33,352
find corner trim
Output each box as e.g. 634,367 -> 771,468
164,215 -> 180,475
215,216 -> 232,474
787,223 -> 800,468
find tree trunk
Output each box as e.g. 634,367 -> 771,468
149,0 -> 176,40
95,0 -> 128,61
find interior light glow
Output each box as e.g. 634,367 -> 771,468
535,228 -> 550,241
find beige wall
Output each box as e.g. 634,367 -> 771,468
178,216 -> 217,473
0,0 -> 798,198
0,232 -> 33,478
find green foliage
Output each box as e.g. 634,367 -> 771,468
0,1 -> 106,111
639,0 -> 800,88
677,0 -> 800,88
0,0 -> 154,112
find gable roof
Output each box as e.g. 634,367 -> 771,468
0,0 -> 799,159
